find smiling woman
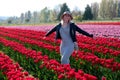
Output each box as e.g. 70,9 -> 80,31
45,11 -> 93,64
0,0 -> 101,17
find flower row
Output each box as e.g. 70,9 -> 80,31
0,37 -> 97,80
0,52 -> 38,80
0,27 -> 120,56
0,28 -> 120,72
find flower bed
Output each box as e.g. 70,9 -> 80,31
0,25 -> 120,80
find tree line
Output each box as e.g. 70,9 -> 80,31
3,0 -> 120,24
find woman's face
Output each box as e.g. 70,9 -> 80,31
62,14 -> 71,23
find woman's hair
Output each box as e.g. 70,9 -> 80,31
61,11 -> 73,20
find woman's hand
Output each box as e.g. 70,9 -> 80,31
74,42 -> 79,53
90,34 -> 93,38
43,36 -> 46,39
90,34 -> 96,39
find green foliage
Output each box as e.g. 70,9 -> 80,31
1,0 -> 120,25
40,7 -> 50,22
7,20 -> 12,24
25,18 -> 30,22
99,0 -> 119,19
2,35 -> 120,80
82,5 -> 93,20
73,15 -> 82,22
0,44 -> 58,80
0,70 -> 7,80
57,3 -> 70,21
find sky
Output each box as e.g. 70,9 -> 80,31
0,0 -> 101,17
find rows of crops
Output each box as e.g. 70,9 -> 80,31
5,24 -> 120,38
0,26 -> 120,80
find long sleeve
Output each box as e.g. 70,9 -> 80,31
45,26 -> 57,37
75,24 -> 93,38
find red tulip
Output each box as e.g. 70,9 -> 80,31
101,76 -> 106,80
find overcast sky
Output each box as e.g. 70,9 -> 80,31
0,0 -> 101,17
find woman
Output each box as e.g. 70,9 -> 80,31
45,11 -> 93,64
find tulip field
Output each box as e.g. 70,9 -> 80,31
0,22 -> 120,80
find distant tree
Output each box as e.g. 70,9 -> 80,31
91,2 -> 99,20
57,3 -> 70,20
25,19 -> 30,22
99,0 -> 119,19
82,4 -> 93,20
72,7 -> 82,21
118,1 -> 120,17
114,0 -> 118,17
106,0 -> 114,19
49,10 -> 56,22
24,10 -> 32,23
24,12 -> 28,22
40,7 -> 50,22
7,17 -> 14,24
33,11 -> 37,24
27,10 -> 32,22
13,17 -> 19,24
53,4 -> 61,20
20,13 -> 24,24
99,0 -> 108,19
8,20 -> 12,24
